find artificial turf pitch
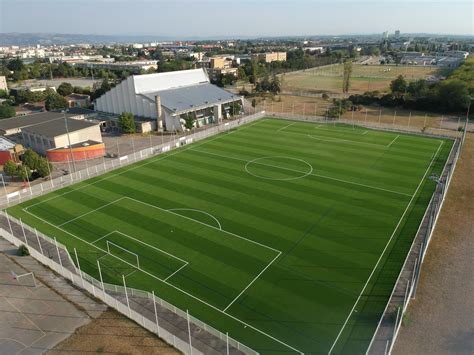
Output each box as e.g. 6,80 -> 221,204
7,118 -> 452,354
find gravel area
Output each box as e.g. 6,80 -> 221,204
393,134 -> 474,354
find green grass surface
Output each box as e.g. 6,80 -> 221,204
7,118 -> 452,354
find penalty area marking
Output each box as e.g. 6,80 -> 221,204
19,197 -> 302,353
245,156 -> 313,181
167,208 -> 222,230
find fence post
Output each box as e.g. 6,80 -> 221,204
34,228 -> 43,255
186,310 -> 193,355
226,332 -> 230,355
123,275 -> 131,317
19,218 -> 28,246
5,210 -> 14,236
97,259 -> 105,291
74,248 -> 84,287
151,290 -> 161,337
54,237 -> 64,273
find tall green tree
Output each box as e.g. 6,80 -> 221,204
118,112 -> 136,133
183,113 -> 195,130
57,82 -> 74,96
342,61 -> 353,93
45,93 -> 68,111
390,75 -> 408,98
3,160 -> 17,179
36,157 -> 53,178
22,148 -> 40,170
0,104 -> 15,119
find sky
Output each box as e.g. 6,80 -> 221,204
0,0 -> 472,38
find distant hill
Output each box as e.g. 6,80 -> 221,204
0,33 -> 178,46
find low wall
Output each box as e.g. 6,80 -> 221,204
47,143 -> 106,162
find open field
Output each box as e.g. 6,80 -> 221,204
281,64 -> 441,94
7,118 -> 452,354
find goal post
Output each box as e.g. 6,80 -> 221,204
106,240 -> 140,269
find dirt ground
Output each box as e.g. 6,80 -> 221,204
393,134 -> 474,354
48,310 -> 179,355
280,64 -> 440,94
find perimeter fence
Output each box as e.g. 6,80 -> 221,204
0,210 -> 258,355
0,109 -> 466,354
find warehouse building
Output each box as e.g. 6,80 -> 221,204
21,119 -> 104,162
94,68 -> 243,132
0,109 -> 104,162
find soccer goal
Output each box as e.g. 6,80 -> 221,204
106,240 -> 140,269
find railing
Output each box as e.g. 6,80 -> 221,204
366,137 -> 461,354
0,111 -> 266,210
0,210 -> 258,355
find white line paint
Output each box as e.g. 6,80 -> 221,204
224,251 -> 281,312
387,135 -> 400,148
327,140 -> 444,354
191,148 -> 412,197
168,208 -> 222,230
276,122 -> 296,132
20,192 -> 301,353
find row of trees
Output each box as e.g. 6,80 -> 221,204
4,149 -> 52,181
349,75 -> 471,114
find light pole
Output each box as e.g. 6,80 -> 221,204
63,113 -> 77,173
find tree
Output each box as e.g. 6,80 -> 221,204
390,75 -> 408,98
436,80 -> 470,112
342,61 -> 353,93
4,160 -> 17,179
183,113 -> 194,130
57,82 -> 74,96
118,112 -> 136,133
22,148 -> 40,170
36,157 -> 52,178
17,165 -> 31,181
45,93 -> 68,111
0,104 -> 15,119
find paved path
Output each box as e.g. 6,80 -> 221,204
0,237 -> 106,354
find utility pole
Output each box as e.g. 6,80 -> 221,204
64,113 -> 77,173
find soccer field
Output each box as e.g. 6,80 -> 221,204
7,118 -> 452,354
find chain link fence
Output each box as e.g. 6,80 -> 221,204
0,112 -> 266,210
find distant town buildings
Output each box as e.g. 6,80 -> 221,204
65,93 -> 91,108
73,60 -> 158,73
252,52 -> 287,63
0,76 -> 8,92
395,30 -> 401,38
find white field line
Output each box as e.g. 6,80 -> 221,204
164,263 -> 189,281
22,119 -> 268,212
314,125 -> 368,135
362,131 -> 369,135
55,197 -> 126,227
277,121 -> 399,148
307,133 -> 388,148
387,135 -> 400,148
20,197 -> 301,353
224,251 -> 281,312
327,140 -> 444,355
191,148 -> 412,197
111,230 -> 188,265
168,208 -> 222,230
277,122 -> 296,132
127,197 -> 281,254
92,230 -> 115,244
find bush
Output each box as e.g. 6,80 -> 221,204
18,244 -> 29,256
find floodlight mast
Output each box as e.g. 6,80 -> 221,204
64,112 -> 77,173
